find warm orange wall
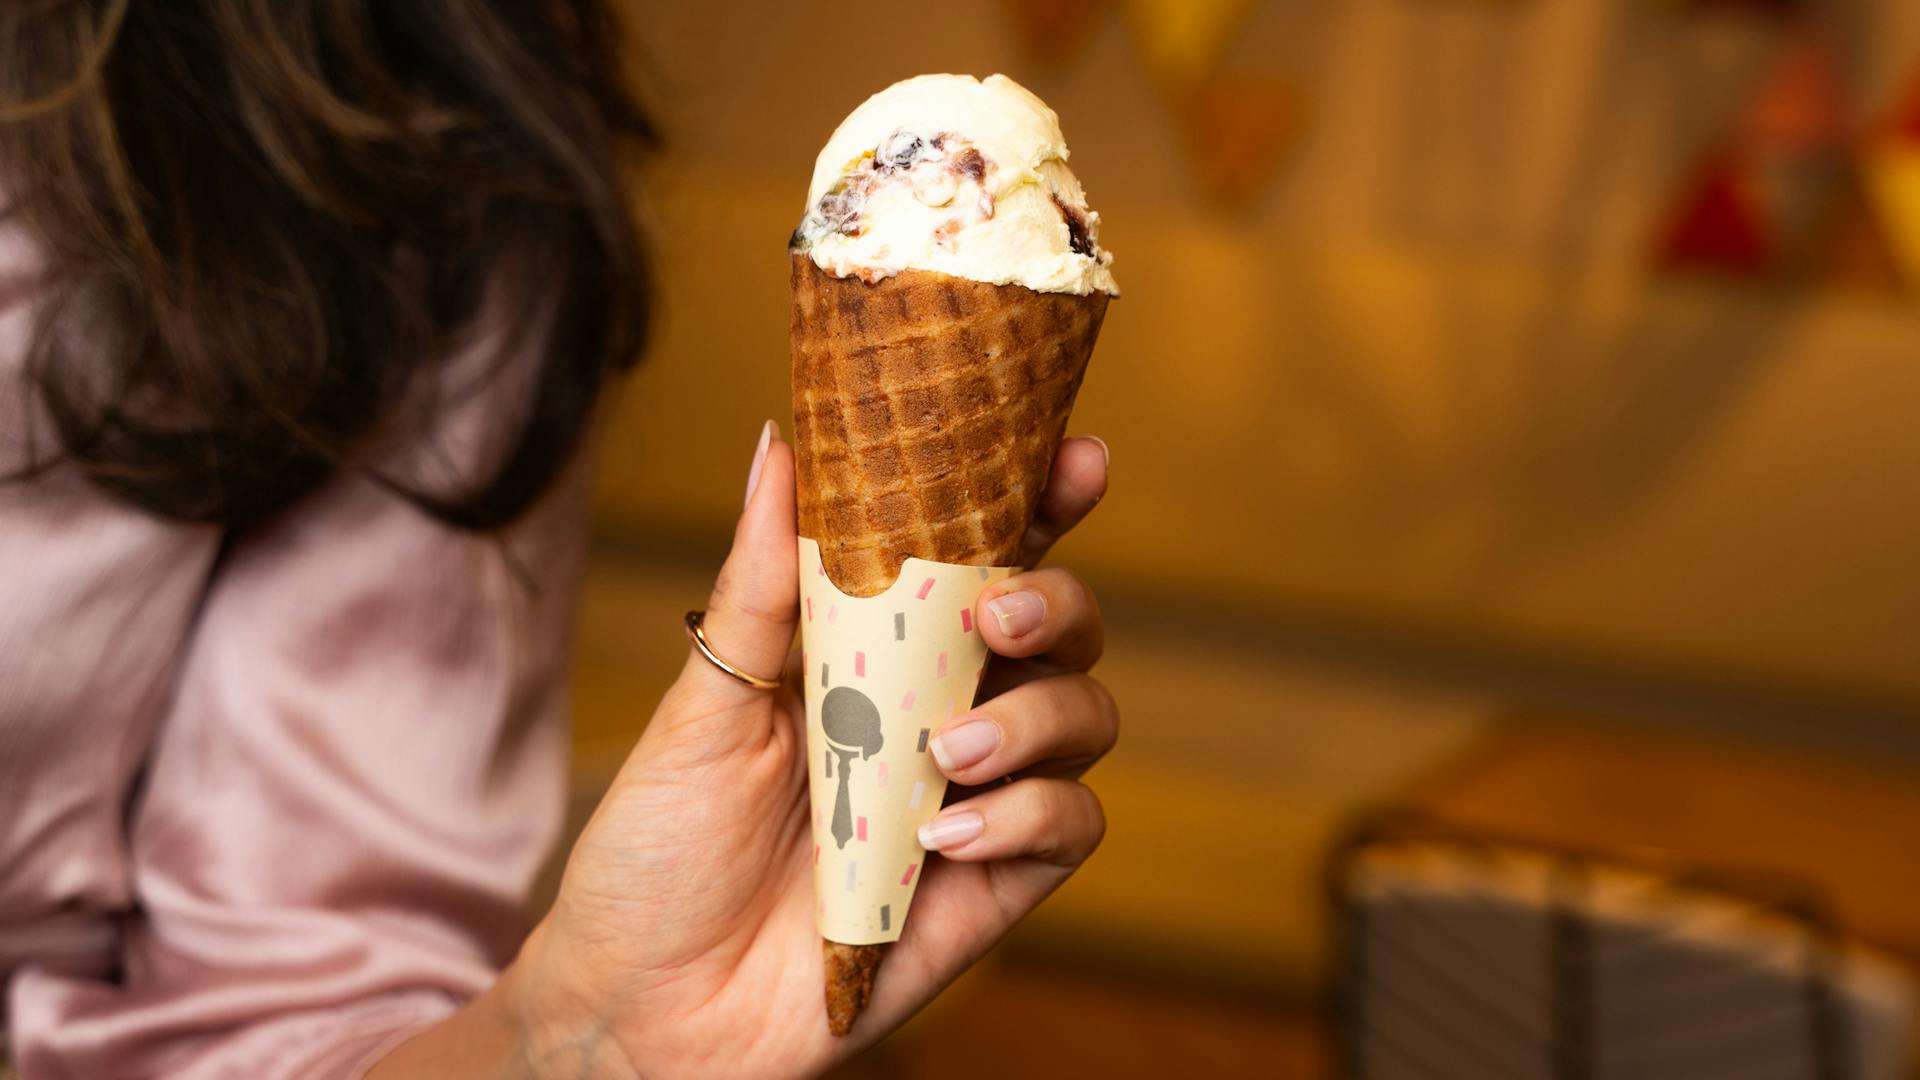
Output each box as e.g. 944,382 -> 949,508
597,0 -> 1920,708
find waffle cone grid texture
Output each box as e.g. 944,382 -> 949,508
789,255 -> 1108,597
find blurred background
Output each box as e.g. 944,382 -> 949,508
558,0 -> 1920,1075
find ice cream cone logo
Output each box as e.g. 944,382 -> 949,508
821,687 -> 883,849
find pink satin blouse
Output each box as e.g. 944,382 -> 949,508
0,214 -> 591,1077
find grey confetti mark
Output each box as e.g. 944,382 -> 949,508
845,860 -> 858,892
894,612 -> 906,640
916,728 -> 929,752
880,904 -> 891,931
821,662 -> 829,688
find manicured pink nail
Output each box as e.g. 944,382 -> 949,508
1084,435 -> 1110,471
986,591 -> 1044,638
743,420 -> 777,508
918,810 -> 983,851
929,720 -> 998,773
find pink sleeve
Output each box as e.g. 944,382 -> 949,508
10,451 -> 592,1079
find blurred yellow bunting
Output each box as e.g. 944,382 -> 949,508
1122,0 -> 1259,88
1862,71 -> 1920,291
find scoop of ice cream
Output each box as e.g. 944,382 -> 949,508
821,686 -> 885,760
791,74 -> 1118,297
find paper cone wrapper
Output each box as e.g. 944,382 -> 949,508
798,536 -> 1014,945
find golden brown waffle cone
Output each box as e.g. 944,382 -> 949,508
789,254 -> 1109,599
790,253 -> 1108,1034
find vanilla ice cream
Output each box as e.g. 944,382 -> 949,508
791,74 -> 1118,297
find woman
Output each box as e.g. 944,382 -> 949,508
0,2 -> 1118,1077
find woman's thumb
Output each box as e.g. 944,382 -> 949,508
684,420 -> 799,702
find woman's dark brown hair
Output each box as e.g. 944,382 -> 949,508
0,0 -> 654,528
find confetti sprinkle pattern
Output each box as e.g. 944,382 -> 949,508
797,537 -> 1014,946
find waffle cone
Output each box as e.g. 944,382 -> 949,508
789,254 -> 1109,598
791,253 -> 1109,1034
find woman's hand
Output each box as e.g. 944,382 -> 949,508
379,425 -> 1117,1078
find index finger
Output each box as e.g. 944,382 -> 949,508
1016,436 -> 1109,569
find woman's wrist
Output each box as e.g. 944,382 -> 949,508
364,916 -> 629,1079
362,961 -> 533,1079
503,913 -> 640,1078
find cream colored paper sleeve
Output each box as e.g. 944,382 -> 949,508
798,537 -> 1016,945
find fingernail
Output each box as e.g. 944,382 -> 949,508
743,420 -> 777,508
986,591 -> 1044,638
929,720 -> 998,773
918,810 -> 984,851
1085,435 -> 1110,470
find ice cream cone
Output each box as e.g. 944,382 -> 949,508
786,71 -> 1116,1039
790,254 -> 1109,597
790,255 -> 1107,1035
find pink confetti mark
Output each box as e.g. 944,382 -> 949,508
936,652 -> 948,677
856,816 -> 868,842
899,690 -> 917,711
877,762 -> 890,788
960,608 -> 973,633
806,597 -> 813,622
818,561 -> 826,576
814,844 -> 821,864
900,863 -> 919,886
915,577 -> 936,600
827,604 -> 838,624
854,651 -> 866,677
